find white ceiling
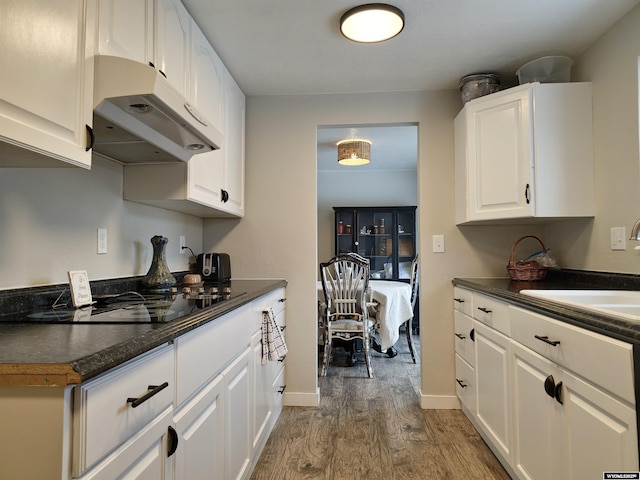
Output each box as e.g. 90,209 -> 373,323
181,0 -> 639,171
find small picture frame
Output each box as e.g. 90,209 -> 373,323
68,270 -> 93,308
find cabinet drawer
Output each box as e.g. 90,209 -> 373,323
252,287 -> 286,332
510,305 -> 634,404
453,287 -> 473,316
454,310 -> 475,366
176,304 -> 252,407
455,353 -> 475,414
473,293 -> 509,335
73,344 -> 175,475
271,366 -> 286,419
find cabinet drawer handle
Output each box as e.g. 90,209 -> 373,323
167,425 -> 179,457
454,298 -> 465,303
455,333 -> 466,340
159,69 -> 167,79
278,385 -> 286,395
525,183 -> 530,204
278,298 -> 286,303
477,307 -> 492,314
127,382 -> 169,408
280,325 -> 286,331
534,335 -> 560,346
456,379 -> 467,388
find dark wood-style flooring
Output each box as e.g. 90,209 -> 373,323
251,333 -> 511,479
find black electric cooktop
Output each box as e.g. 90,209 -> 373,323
3,285 -> 247,324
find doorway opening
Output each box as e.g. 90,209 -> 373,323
316,123 -> 419,385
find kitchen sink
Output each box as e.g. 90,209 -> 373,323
519,289 -> 640,322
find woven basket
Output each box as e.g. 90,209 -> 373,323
506,236 -> 548,281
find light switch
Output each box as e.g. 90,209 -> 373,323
611,227 -> 626,251
97,228 -> 107,254
432,234 -> 445,253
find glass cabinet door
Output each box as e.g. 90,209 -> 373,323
333,206 -> 416,280
355,210 -> 393,277
397,209 -> 416,279
335,210 -> 354,254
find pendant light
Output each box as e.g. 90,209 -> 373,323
340,4 -> 405,43
337,139 -> 371,166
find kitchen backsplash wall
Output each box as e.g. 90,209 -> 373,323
0,155 -> 203,290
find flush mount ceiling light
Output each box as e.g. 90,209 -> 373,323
337,139 -> 371,166
340,3 -> 404,43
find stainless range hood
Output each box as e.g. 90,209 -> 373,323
92,56 -> 223,164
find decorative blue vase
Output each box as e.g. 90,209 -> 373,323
143,235 -> 177,290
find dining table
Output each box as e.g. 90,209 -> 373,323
317,279 -> 414,352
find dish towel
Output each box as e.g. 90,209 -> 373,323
262,307 -> 288,364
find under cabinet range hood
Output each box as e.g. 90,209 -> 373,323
92,56 -> 223,164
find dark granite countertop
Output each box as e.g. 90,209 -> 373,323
453,269 -> 640,345
0,279 -> 287,386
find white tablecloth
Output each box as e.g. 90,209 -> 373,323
369,280 -> 414,350
317,280 -> 413,351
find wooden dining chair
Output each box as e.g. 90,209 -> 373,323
319,253 -> 374,378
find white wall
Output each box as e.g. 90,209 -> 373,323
0,155 -> 202,289
317,169 -> 417,266
545,6 -> 640,270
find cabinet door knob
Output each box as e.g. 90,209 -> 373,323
470,328 -> 475,342
554,381 -> 564,405
544,375 -> 556,398
85,125 -> 94,151
167,426 -> 179,457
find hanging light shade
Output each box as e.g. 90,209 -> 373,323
340,4 -> 405,43
337,139 -> 371,166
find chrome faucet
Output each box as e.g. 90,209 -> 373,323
630,218 -> 640,240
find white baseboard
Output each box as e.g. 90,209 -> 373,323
419,390 -> 460,409
282,388 -> 320,407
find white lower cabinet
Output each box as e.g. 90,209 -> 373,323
511,340 -> 560,480
559,366 -> 637,479
474,320 -> 513,464
0,286 -> 286,480
224,347 -> 252,480
173,374 -> 225,480
250,288 -> 287,466
453,287 -> 638,480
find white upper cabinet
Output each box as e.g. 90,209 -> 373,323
0,0 -> 96,168
455,82 -> 594,225
96,0 -> 153,64
189,19 -> 225,134
154,0 -> 190,98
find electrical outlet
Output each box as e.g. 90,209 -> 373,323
432,234 -> 445,253
179,235 -> 186,254
611,227 -> 626,251
97,228 -> 108,254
